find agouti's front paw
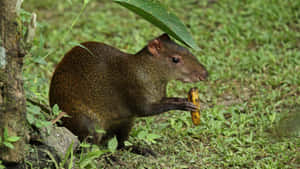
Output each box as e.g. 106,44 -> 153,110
177,100 -> 199,112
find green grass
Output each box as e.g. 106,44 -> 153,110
23,0 -> 300,168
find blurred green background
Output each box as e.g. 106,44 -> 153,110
22,0 -> 299,168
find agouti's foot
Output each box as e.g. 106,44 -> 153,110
126,145 -> 157,157
104,154 -> 126,166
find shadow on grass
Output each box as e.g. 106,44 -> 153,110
271,104 -> 300,138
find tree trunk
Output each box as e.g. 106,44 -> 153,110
0,0 -> 29,163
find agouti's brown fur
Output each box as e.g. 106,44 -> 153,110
49,34 -> 208,149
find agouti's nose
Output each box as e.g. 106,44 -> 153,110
199,69 -> 208,81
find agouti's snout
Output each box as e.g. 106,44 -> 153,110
178,61 -> 208,83
182,69 -> 208,83
198,66 -> 208,81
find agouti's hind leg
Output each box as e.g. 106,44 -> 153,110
115,119 -> 156,157
115,119 -> 134,149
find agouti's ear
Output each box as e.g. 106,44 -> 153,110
148,33 -> 171,56
147,39 -> 161,57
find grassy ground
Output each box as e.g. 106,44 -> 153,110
23,0 -> 299,168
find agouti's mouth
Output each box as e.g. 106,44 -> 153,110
181,79 -> 192,83
178,78 -> 198,83
199,76 -> 206,81
178,75 -> 208,83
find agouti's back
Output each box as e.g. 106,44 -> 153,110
49,34 -> 208,148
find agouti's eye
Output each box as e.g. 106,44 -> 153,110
172,57 -> 180,63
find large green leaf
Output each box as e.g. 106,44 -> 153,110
114,0 -> 199,50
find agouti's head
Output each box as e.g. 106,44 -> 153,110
147,34 -> 208,82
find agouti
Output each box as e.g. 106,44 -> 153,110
49,34 -> 208,151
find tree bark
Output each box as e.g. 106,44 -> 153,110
0,0 -> 29,163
